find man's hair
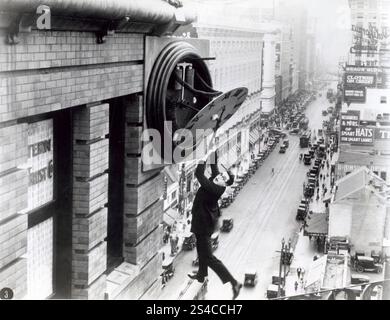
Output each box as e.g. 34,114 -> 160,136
226,171 -> 234,186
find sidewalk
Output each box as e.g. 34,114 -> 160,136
161,215 -> 191,262
284,230 -> 319,297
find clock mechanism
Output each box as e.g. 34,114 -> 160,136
146,40 -> 247,162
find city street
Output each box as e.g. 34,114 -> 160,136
143,88 -> 332,300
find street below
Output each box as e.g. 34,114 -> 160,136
143,88 -> 334,300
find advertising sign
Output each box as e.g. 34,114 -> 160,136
340,112 -> 374,145
27,119 -> 54,210
344,73 -> 376,87
345,65 -> 379,73
375,128 -> 390,140
343,87 -> 366,103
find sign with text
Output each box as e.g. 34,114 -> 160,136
345,65 -> 380,73
375,128 -> 390,140
344,73 -> 376,87
343,87 -> 366,103
340,112 -> 374,145
27,119 -> 54,210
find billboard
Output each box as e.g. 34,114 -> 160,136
343,87 -> 366,103
375,128 -> 390,140
340,112 -> 374,145
344,73 -> 376,87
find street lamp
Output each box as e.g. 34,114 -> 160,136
277,238 -> 285,297
278,237 -> 292,297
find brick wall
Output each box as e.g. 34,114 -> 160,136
72,103 -> 109,299
0,123 -> 29,299
0,258 -> 27,299
0,30 -> 143,123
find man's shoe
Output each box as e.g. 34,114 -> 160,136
232,282 -> 242,300
187,273 -> 205,283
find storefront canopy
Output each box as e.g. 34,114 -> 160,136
163,208 -> 181,226
304,212 -> 328,236
249,130 -> 260,145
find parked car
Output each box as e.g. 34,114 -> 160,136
322,110 -> 328,116
211,232 -> 219,251
296,205 -> 307,220
220,217 -> 234,232
244,270 -> 258,287
353,255 -> 383,273
351,274 -> 370,285
279,145 -> 286,153
303,154 -> 312,165
161,257 -> 175,284
182,232 -> 196,251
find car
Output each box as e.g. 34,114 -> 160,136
351,274 -> 370,285
182,232 -> 196,250
244,270 -> 258,287
266,284 -> 280,299
327,106 -> 334,113
283,139 -> 289,148
353,255 -> 383,273
211,232 -> 219,251
161,257 -> 175,284
290,128 -> 300,135
303,154 -> 312,165
322,110 -> 328,116
296,205 -> 307,220
279,145 -> 286,153
220,217 -> 233,232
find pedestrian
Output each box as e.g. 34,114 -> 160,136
170,235 -> 175,255
271,167 -> 275,175
320,173 -> 323,180
297,267 -> 301,278
294,281 -> 299,292
188,150 -> 242,300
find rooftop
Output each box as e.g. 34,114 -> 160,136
333,167 -> 387,204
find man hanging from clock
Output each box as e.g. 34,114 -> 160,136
188,128 -> 242,300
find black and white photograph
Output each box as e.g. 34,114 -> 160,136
0,0 -> 389,305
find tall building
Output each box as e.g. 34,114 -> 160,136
348,0 -> 390,87
274,0 -> 309,96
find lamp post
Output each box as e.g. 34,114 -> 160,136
277,238 -> 285,297
283,239 -> 292,288
278,237 -> 292,297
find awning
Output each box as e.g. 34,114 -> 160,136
163,208 -> 181,226
249,130 -> 260,145
304,212 -> 328,236
305,255 -> 327,290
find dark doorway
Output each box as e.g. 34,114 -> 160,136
53,108 -> 73,298
106,99 -> 125,272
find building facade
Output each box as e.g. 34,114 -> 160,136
0,0 -> 201,300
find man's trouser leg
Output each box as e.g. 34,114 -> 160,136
195,233 -> 235,284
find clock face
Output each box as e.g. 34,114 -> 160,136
185,87 -> 248,134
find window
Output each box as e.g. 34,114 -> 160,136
380,96 -> 387,104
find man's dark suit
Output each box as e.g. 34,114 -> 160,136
190,153 -> 235,284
